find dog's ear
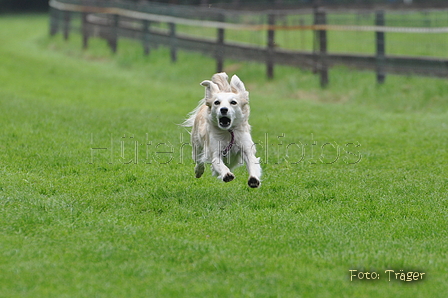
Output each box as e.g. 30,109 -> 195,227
230,75 -> 249,101
212,72 -> 231,92
200,80 -> 219,105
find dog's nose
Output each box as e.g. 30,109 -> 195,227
220,107 -> 228,115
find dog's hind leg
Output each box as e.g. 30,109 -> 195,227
195,163 -> 205,178
192,141 -> 205,178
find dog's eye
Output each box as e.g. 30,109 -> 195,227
214,100 -> 220,105
230,100 -> 237,105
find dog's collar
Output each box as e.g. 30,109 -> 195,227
222,130 -> 235,157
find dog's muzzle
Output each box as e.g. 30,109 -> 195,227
219,117 -> 231,128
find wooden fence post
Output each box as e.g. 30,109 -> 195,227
266,13 -> 275,79
82,12 -> 89,49
142,19 -> 151,55
376,10 -> 386,84
314,9 -> 328,87
169,22 -> 177,62
63,11 -> 71,40
109,14 -> 119,53
49,7 -> 59,36
216,14 -> 225,72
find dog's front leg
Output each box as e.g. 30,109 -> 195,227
211,154 -> 234,182
243,142 -> 262,188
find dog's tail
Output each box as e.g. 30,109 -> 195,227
181,98 -> 205,128
212,72 -> 231,92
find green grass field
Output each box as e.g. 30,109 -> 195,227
1,14 -> 447,297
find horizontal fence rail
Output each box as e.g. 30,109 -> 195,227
49,0 -> 448,33
49,0 -> 448,85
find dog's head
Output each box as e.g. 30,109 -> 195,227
201,74 -> 249,131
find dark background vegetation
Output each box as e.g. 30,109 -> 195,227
1,0 -> 447,13
0,0 -> 49,12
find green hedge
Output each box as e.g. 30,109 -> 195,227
0,0 -> 48,12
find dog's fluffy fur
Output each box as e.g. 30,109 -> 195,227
183,72 -> 261,188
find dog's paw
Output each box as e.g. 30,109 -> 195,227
223,172 -> 235,183
248,176 -> 260,188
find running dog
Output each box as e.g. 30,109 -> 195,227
183,72 -> 261,188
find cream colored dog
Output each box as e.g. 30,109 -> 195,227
183,72 -> 261,188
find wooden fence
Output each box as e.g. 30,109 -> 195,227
49,0 -> 448,86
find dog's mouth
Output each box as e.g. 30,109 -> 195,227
219,117 -> 231,128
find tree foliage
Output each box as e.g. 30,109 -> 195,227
0,0 -> 49,12
0,0 -> 445,13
